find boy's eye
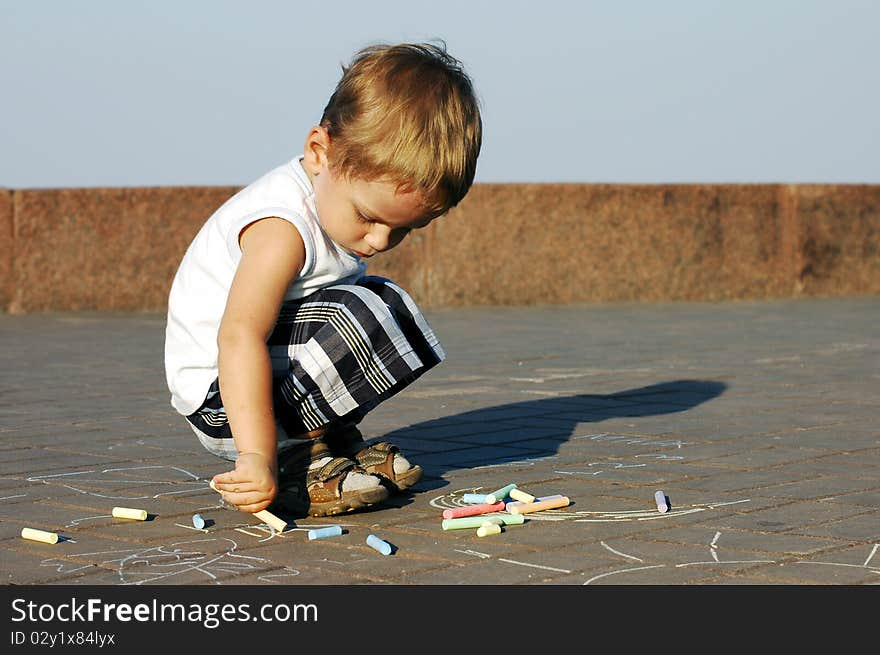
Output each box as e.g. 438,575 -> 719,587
355,211 -> 373,224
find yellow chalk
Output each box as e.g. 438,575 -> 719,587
508,488 -> 535,503
21,527 -> 59,544
209,479 -> 287,533
476,523 -> 502,537
111,506 -> 148,520
508,495 -> 570,514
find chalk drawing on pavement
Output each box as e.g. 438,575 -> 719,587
26,465 -> 210,501
38,537 -> 300,585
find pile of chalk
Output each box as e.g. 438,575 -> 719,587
440,483 -> 571,537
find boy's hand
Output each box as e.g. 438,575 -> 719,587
212,452 -> 277,513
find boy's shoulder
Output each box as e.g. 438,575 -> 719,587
213,157 -> 313,220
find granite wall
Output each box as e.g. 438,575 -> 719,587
3,183 -> 879,313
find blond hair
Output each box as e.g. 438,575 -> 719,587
320,42 -> 482,214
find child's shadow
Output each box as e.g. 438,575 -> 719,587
378,378 -> 726,498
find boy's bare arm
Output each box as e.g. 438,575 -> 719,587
212,217 -> 306,512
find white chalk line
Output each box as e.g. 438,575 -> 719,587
258,568 -> 302,583
454,549 -> 491,559
25,466 -> 210,500
0,494 -> 27,501
600,541 -> 644,562
472,455 -> 559,470
65,514 -> 112,527
584,565 -> 665,585
235,528 -> 263,538
676,559 -> 777,567
498,558 -> 572,574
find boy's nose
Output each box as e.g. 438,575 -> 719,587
365,226 -> 391,252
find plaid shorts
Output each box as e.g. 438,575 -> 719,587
185,276 -> 445,460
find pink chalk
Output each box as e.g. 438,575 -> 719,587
442,501 -> 506,519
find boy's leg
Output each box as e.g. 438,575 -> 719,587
269,275 -> 445,493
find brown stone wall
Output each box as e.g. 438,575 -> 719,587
9,186 -> 240,313
790,185 -> 880,296
3,183 -> 879,313
418,184 -> 798,306
0,189 -> 12,310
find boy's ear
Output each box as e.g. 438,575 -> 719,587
303,126 -> 330,175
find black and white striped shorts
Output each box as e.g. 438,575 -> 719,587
185,276 -> 445,460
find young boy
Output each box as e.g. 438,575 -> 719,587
163,42 -> 482,518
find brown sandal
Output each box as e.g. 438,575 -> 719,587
324,426 -> 423,493
272,439 -> 389,517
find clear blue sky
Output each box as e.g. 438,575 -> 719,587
2,0 -> 878,188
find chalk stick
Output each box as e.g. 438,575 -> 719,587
508,496 -> 570,514
308,525 -> 343,541
506,493 -> 566,512
484,483 -> 518,504
476,523 -> 502,537
442,501 -> 505,519
654,490 -> 669,513
255,510 -> 288,533
366,533 -> 392,555
112,506 -> 148,521
208,479 -> 287,532
192,513 -> 206,529
21,527 -> 59,544
508,488 -> 535,504
441,513 -> 525,530
462,493 -> 490,504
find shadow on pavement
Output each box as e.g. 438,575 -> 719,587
381,379 -> 727,495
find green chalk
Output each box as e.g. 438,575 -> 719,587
441,513 -> 524,530
484,483 -> 518,504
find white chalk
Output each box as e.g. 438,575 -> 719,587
655,490 -> 669,513
192,514 -> 206,529
112,506 -> 148,521
21,527 -> 59,544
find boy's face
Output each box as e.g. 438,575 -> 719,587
304,127 -> 440,258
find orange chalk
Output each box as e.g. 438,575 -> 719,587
508,496 -> 570,514
442,501 -> 505,519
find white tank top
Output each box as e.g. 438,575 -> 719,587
164,157 -> 366,415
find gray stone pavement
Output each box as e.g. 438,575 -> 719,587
0,297 -> 877,585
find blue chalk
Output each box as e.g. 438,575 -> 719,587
462,493 -> 490,504
308,525 -> 343,540
192,513 -> 206,529
366,533 -> 392,556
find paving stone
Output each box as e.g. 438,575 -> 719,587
713,501 -> 872,533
